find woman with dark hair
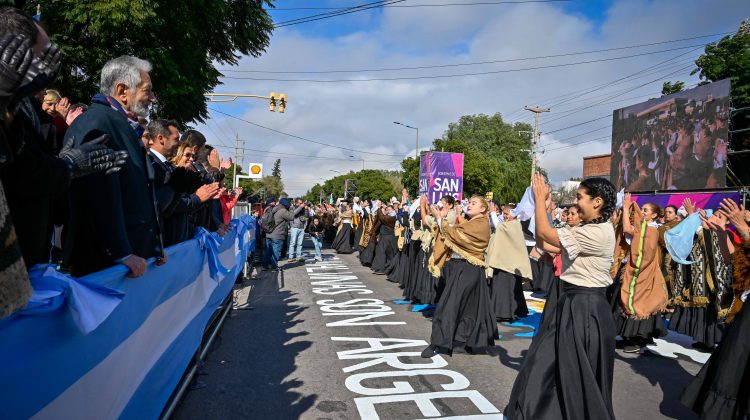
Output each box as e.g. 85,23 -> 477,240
370,204 -> 398,275
331,203 -> 355,254
615,196 -> 668,353
421,195 -> 495,358
506,175 -> 618,420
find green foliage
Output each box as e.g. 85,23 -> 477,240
436,114 -> 534,203
692,21 -> 750,107
692,20 -> 750,151
271,158 -> 282,178
661,81 -> 685,96
400,157 -> 419,196
224,163 -> 245,189
14,0 -> 275,124
304,170 -> 400,203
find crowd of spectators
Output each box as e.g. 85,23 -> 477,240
0,7 -> 241,318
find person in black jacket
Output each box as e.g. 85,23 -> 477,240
63,55 -> 164,278
0,8 -> 126,268
146,120 -> 219,246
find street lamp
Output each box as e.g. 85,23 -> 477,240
349,155 -> 365,171
330,169 -> 341,174
393,121 -> 419,160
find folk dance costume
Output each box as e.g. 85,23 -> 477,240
681,237 -> 750,419
666,215 -> 733,348
386,210 -> 410,284
370,209 -> 398,275
421,213 -> 496,356
353,201 -> 365,252
358,208 -> 376,266
331,209 -> 355,254
486,219 -> 532,321
506,222 -> 617,420
616,216 -> 669,345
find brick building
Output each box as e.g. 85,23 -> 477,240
582,154 -> 611,180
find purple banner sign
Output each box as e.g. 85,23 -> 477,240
632,190 -> 742,211
418,152 -> 464,203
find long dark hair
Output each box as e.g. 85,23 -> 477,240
579,177 -> 616,225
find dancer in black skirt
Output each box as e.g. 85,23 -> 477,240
331,203 -> 355,254
421,195 -> 496,357
371,203 -> 398,274
353,198 -> 368,252
359,202 -> 377,266
506,175 -> 617,420
681,198 -> 750,419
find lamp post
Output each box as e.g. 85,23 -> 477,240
393,121 -> 419,160
349,155 -> 365,171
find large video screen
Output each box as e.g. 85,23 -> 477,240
610,78 -> 731,192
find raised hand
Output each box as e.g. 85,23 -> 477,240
531,172 -> 550,206
682,197 -> 696,215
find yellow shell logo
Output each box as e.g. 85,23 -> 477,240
250,164 -> 262,175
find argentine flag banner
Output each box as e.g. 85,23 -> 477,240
0,216 -> 256,419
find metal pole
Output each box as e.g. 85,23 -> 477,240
233,133 -> 240,188
416,127 -> 419,161
525,106 -> 550,182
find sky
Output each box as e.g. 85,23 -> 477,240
196,0 -> 750,197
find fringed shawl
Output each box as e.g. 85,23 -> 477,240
485,219 -> 532,280
619,217 -> 668,319
727,238 -> 750,323
428,214 -> 490,277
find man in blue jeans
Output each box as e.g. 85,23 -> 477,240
287,198 -> 308,262
264,197 -> 303,270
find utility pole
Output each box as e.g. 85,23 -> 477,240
525,106 -> 550,182
233,133 -> 241,189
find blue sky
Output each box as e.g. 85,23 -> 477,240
199,0 -> 749,198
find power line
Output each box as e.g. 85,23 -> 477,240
211,144 -> 404,163
207,107 -> 406,157
543,135 -> 612,152
270,0 -> 571,11
219,32 -> 727,74
219,44 -> 708,83
503,47 -> 703,122
274,0 -> 406,28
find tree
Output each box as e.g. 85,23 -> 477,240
410,113 -> 534,203
304,170 -> 400,203
661,81 -> 685,96
16,0 -> 275,124
259,175 -> 285,198
271,159 -> 282,178
400,157 -> 420,196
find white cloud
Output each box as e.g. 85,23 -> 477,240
196,0 -> 750,197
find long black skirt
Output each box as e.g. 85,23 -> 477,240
415,249 -> 441,304
359,238 -> 376,267
331,224 -> 354,254
324,226 -> 336,244
490,269 -> 528,321
371,234 -> 397,274
388,246 -> 411,286
402,240 -> 422,299
506,282 -> 616,420
668,304 -> 724,348
353,222 -> 364,252
681,303 -> 750,419
429,260 -> 497,352
539,276 -> 562,325
617,313 -> 668,341
530,258 -> 555,292
609,274 -> 668,341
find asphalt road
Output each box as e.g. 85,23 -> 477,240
174,243 -> 705,420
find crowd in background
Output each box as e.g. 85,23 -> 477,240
0,7 -> 241,318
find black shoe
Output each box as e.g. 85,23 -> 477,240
421,345 -> 439,358
623,344 -> 641,353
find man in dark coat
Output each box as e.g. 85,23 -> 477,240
146,120 -> 219,246
63,55 -> 164,278
0,8 -> 126,268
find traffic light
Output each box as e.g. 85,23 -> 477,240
269,92 -> 288,113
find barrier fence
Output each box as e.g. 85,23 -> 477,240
0,216 -> 256,420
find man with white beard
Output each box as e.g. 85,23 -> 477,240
63,56 -> 166,278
